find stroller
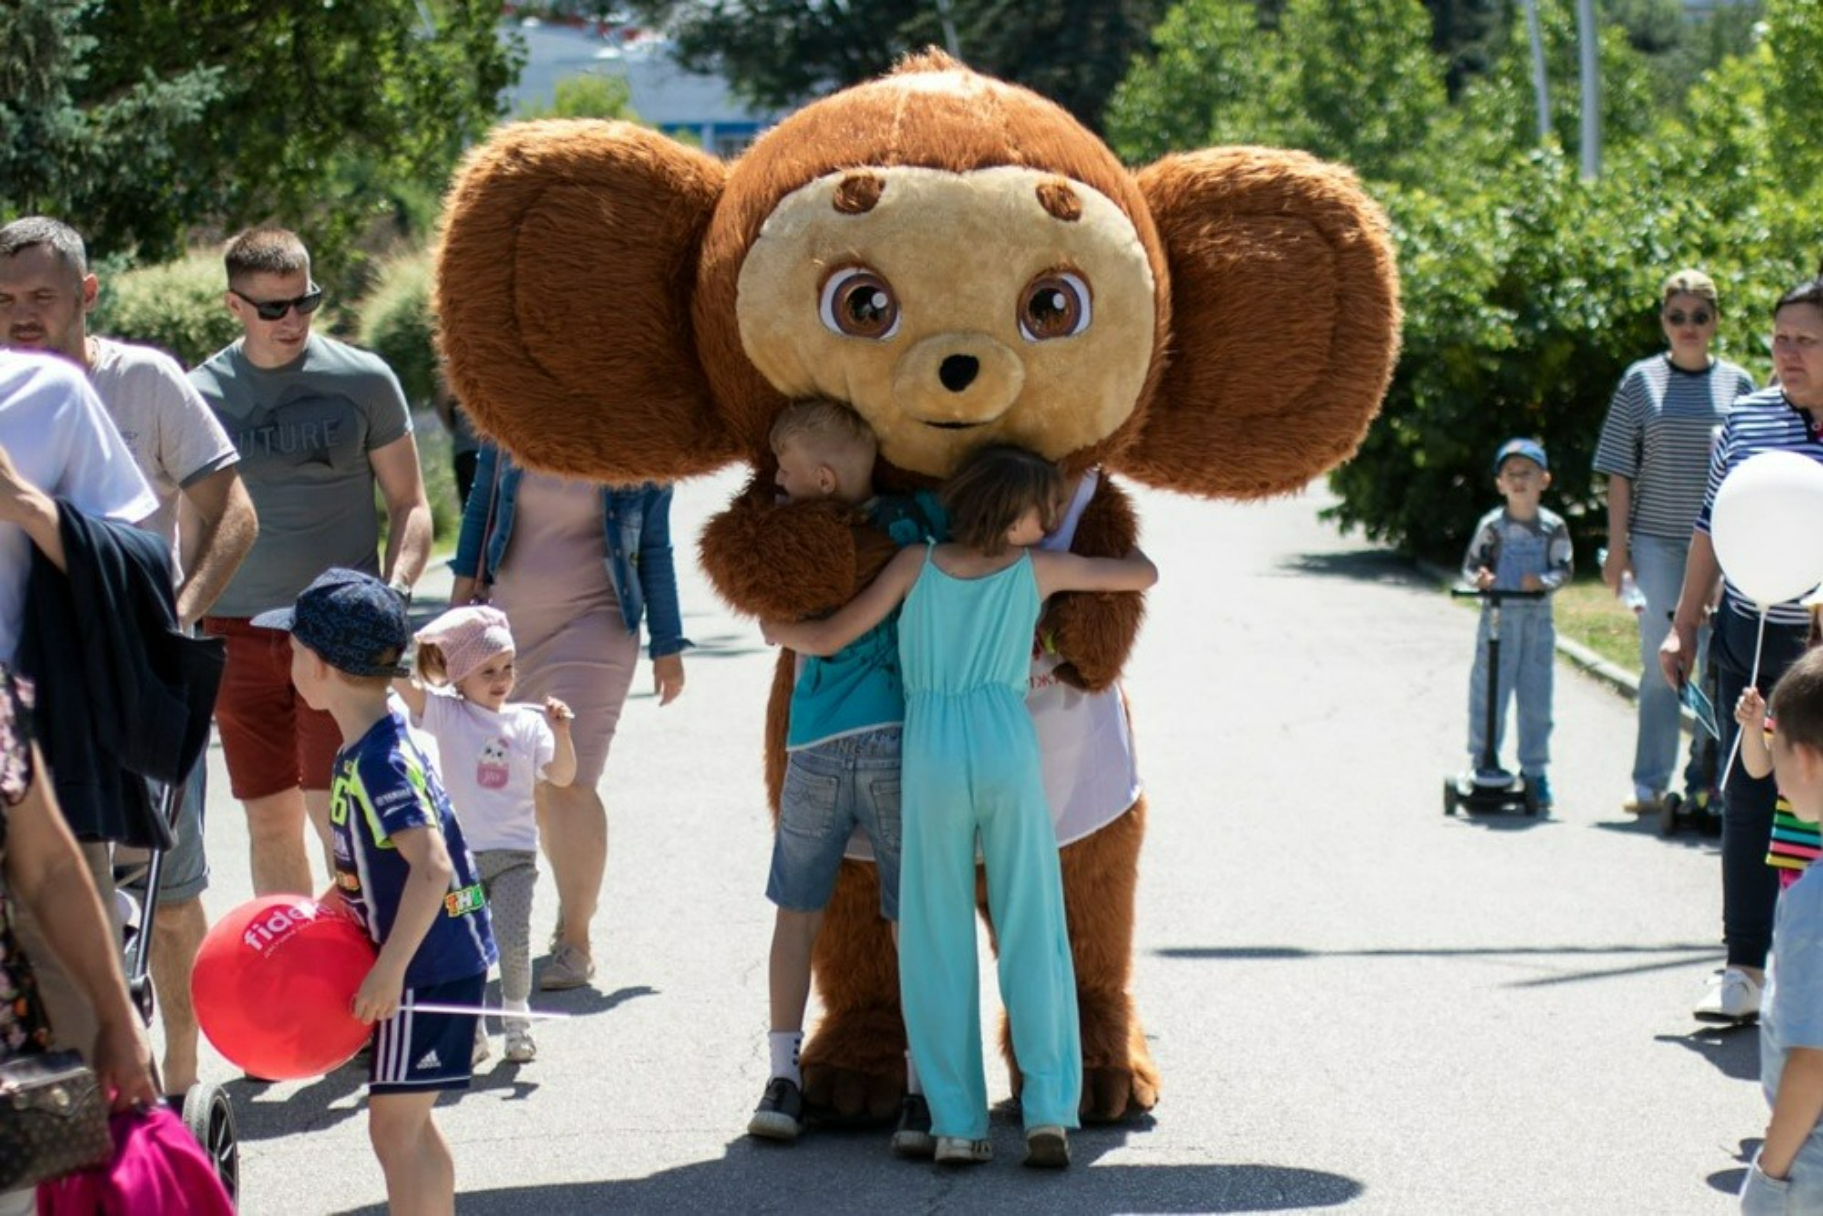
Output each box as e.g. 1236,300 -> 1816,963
115,776 -> 239,1205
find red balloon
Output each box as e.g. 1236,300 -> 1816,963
191,895 -> 377,1080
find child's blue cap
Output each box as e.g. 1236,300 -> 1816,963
1494,437 -> 1548,473
251,568 -> 411,677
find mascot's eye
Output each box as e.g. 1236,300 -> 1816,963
819,267 -> 901,340
1018,272 -> 1091,341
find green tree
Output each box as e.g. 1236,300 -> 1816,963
519,74 -> 640,120
0,0 -> 221,256
626,0 -> 1166,132
1107,0 -> 1447,184
1,0 -> 523,277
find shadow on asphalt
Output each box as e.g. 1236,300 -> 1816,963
1708,1137 -> 1762,1196
1159,942 -> 1724,989
1273,549 -> 1428,588
335,1117 -> 1363,1213
1657,1023 -> 1760,1083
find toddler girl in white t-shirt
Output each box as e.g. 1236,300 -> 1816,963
394,605 -> 576,1063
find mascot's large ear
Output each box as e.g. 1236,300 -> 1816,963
1114,147 -> 1400,500
435,120 -> 743,481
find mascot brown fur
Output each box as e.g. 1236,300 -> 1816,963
435,50 -> 1400,1123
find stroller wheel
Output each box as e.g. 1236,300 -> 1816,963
1659,793 -> 1682,839
183,1083 -> 239,1203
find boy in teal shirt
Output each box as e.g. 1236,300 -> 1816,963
746,401 -> 944,1153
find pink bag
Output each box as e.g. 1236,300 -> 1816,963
36,1106 -> 233,1216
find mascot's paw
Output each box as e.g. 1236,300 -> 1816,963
799,1062 -> 904,1126
1081,1061 -> 1159,1124
800,1005 -> 907,1126
1077,989 -> 1160,1124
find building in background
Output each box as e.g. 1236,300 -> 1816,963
503,15 -> 780,157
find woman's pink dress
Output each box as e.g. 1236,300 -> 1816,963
490,471 -> 640,788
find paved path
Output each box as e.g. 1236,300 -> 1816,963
176,471 -> 1763,1213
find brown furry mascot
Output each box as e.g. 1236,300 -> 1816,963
435,50 -> 1399,1123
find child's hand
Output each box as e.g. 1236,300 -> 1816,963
1736,688 -> 1767,729
352,959 -> 407,1025
1474,567 -> 1495,590
544,697 -> 574,729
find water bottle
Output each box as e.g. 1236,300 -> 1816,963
1619,571 -> 1647,614
1599,548 -> 1647,614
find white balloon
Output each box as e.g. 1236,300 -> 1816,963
1711,449 -> 1823,609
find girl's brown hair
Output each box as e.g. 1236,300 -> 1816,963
413,641 -> 451,686
940,444 -> 1064,556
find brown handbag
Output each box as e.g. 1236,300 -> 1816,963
0,1048 -> 113,1189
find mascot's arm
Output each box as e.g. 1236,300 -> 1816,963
1042,477 -> 1144,692
700,478 -> 897,621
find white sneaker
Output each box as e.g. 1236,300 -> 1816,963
934,1136 -> 992,1165
504,1029 -> 537,1063
1694,968 -> 1762,1023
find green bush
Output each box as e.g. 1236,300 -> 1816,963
355,248 -> 437,409
90,250 -> 240,369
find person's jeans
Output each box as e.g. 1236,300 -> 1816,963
1631,534 -> 1692,796
1714,605 -> 1810,970
1466,601 -> 1554,776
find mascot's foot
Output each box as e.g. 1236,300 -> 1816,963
799,1062 -> 904,1126
1081,1062 -> 1159,1124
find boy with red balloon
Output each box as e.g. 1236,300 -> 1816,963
254,569 -> 495,1214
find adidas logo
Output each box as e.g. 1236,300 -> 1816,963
415,1048 -> 442,1072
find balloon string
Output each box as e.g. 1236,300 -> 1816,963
402,1002 -> 572,1020
1720,609 -> 1769,796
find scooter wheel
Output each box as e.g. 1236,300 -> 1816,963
1659,793 -> 1682,839
1443,778 -> 1459,816
1522,784 -> 1539,817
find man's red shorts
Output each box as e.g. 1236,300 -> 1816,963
202,617 -> 343,799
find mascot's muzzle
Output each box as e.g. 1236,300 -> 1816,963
894,333 -> 1026,428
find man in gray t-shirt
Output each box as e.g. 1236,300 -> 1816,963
190,226 -> 432,900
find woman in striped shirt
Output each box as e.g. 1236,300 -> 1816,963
1594,269 -> 1755,817
1661,275 -> 1823,1024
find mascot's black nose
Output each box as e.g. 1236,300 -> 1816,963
939,354 -> 979,393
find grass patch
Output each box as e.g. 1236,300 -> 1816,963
1553,577 -> 1646,673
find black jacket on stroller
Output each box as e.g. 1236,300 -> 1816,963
16,500 -> 225,850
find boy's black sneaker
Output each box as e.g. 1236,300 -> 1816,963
747,1076 -> 805,1141
889,1093 -> 935,1158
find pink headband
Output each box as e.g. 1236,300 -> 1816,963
415,605 -> 514,685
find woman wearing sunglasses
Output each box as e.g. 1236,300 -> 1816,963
1593,268 -> 1756,821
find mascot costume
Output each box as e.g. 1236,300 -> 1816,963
435,50 -> 1399,1123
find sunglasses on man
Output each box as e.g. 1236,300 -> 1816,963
1665,309 -> 1713,327
231,285 -> 324,321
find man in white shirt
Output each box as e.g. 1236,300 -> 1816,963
0,349 -> 157,1082
0,218 -> 258,1096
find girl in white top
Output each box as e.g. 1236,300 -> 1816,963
394,605 -> 575,1063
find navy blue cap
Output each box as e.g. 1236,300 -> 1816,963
1494,437 -> 1548,473
251,569 -> 411,677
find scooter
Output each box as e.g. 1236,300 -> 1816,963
1443,585 -> 1548,817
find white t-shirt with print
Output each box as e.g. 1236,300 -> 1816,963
87,337 -> 238,581
0,352 -> 157,664
413,689 -> 555,853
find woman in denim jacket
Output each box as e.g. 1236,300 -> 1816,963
452,441 -> 689,990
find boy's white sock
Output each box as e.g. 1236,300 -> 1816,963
904,1049 -> 923,1096
503,998 -> 530,1017
769,1031 -> 803,1085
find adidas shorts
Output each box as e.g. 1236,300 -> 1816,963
369,971 -> 486,1095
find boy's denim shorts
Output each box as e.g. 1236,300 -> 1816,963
767,726 -> 903,920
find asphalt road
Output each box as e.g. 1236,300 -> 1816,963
173,469 -> 1763,1214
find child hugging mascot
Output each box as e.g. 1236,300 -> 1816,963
435,50 -> 1399,1124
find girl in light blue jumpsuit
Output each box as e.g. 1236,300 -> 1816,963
763,446 -> 1156,1168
